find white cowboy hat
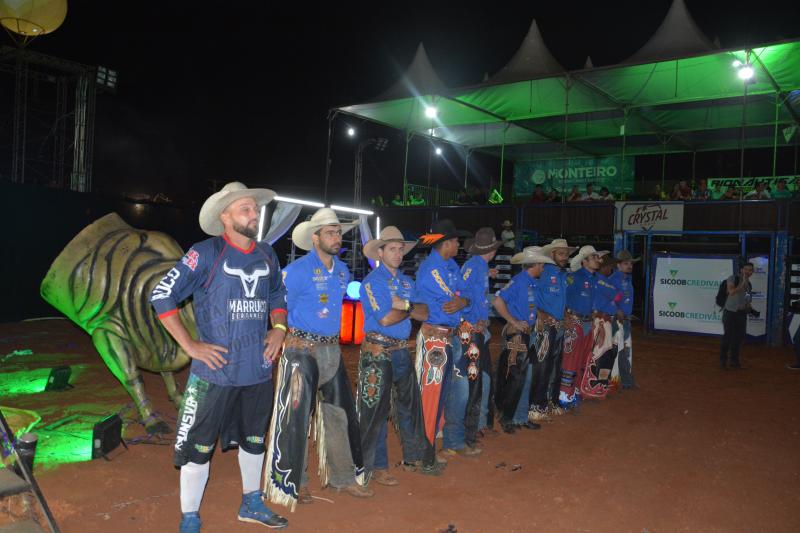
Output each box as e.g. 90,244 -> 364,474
569,245 -> 610,272
363,226 -> 417,261
539,238 -> 577,256
198,181 -> 276,236
291,207 -> 357,251
511,246 -> 556,266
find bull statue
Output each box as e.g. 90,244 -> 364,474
40,213 -> 195,434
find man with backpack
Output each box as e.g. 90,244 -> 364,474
719,262 -> 754,370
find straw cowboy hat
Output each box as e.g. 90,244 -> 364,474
615,250 -> 641,263
511,246 -> 556,266
464,227 -> 502,255
363,226 -> 417,261
540,238 -> 577,256
291,207 -> 357,251
569,245 -> 610,272
199,181 -> 276,236
419,219 -> 472,247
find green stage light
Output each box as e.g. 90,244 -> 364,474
44,366 -> 72,391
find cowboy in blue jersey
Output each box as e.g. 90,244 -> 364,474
414,219 -> 478,461
581,254 -> 622,400
493,246 -> 554,433
151,182 -> 288,532
357,226 -> 444,487
265,208 -> 371,512
529,238 -> 574,423
609,250 -> 639,390
459,227 -> 502,445
561,245 -> 607,409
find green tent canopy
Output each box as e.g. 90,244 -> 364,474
337,3 -> 800,164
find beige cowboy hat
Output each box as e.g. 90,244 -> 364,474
464,227 -> 502,255
615,249 -> 641,263
511,246 -> 556,266
363,226 -> 417,261
540,238 -> 577,256
199,181 -> 276,236
291,207 -> 357,251
569,245 -> 610,272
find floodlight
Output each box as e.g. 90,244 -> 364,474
347,127 -> 356,137
274,195 -> 325,207
732,60 -> 742,68
330,205 -> 374,215
91,414 -> 126,460
737,65 -> 754,80
435,147 -> 443,156
425,106 -> 438,119
45,366 -> 72,391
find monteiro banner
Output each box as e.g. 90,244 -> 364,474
513,156 -> 634,198
651,254 -> 735,336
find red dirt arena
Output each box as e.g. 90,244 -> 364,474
1,319 -> 798,533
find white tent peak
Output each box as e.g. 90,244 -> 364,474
489,18 -> 563,83
583,56 -> 594,69
625,0 -> 716,64
377,42 -> 447,101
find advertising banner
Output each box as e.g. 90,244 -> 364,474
707,175 -> 799,196
746,256 -> 769,338
513,156 -> 634,197
651,254 -> 735,335
617,201 -> 684,232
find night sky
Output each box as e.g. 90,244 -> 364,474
17,0 -> 800,205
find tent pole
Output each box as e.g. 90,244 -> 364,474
772,92 -> 780,177
620,109 -> 627,199
324,109 -> 338,204
739,75 -> 749,181
464,149 -> 471,189
403,131 -> 411,205
499,126 -> 507,195
661,142 -> 666,192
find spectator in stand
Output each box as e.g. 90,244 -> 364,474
371,195 -> 385,207
580,183 -> 600,201
566,185 -> 581,202
455,189 -> 471,205
721,186 -> 740,201
598,187 -> 615,201
671,181 -> 692,201
528,184 -> 547,203
545,188 -> 560,203
651,183 -> 668,201
391,193 -> 405,206
693,179 -> 711,201
771,179 -> 792,199
470,186 -> 487,205
744,182 -> 771,200
711,181 -> 725,200
409,192 -> 426,206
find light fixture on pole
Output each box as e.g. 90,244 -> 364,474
330,205 -> 374,216
347,127 -> 356,137
435,147 -> 443,156
274,195 -> 325,208
425,106 -> 438,119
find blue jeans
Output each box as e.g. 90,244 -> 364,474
512,365 -> 533,424
374,423 -> 389,469
478,371 -> 491,429
443,339 -> 469,450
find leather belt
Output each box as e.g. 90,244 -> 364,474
566,309 -> 592,322
287,328 -> 339,346
364,332 -> 407,348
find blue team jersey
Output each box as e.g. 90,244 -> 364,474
535,264 -> 567,320
497,270 -> 537,325
593,272 -> 621,316
150,234 -> 286,386
415,249 -> 465,328
461,255 -> 490,324
361,263 -> 416,339
610,271 -> 633,316
282,249 -> 351,337
566,267 -> 596,317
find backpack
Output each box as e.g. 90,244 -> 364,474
715,276 -> 739,308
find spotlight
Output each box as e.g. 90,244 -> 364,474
374,137 -> 389,151
435,147 -> 443,156
347,127 -> 356,137
737,64 -> 754,80
330,205 -> 374,215
425,106 -> 438,119
732,59 -> 742,68
92,414 -> 127,460
45,366 -> 72,391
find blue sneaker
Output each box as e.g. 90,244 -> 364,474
179,511 -> 201,533
238,491 -> 288,529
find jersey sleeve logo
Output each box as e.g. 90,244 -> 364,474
181,249 -> 199,271
431,269 -> 454,297
364,282 -> 380,311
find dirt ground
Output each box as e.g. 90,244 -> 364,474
1,319 -> 799,533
